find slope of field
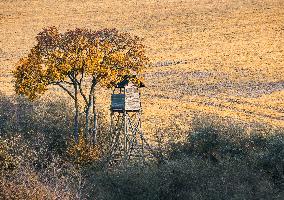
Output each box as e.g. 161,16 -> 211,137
1,0 -> 283,138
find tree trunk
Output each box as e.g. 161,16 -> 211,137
93,93 -> 97,144
74,86 -> 79,143
83,79 -> 97,144
84,99 -> 92,141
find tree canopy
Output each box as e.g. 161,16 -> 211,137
13,27 -> 148,142
14,27 -> 148,100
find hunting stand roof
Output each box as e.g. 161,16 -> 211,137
114,75 -> 145,88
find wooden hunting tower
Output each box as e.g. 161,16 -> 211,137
109,76 -> 147,164
111,79 -> 143,112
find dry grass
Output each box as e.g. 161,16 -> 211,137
0,0 -> 283,140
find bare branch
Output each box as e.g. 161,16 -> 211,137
63,80 -> 73,85
88,77 -> 97,103
68,73 -> 77,84
79,68 -> 84,85
78,82 -> 88,105
69,71 -> 88,105
52,82 -> 76,100
78,69 -> 89,105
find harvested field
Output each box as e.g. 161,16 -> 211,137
0,0 -> 283,140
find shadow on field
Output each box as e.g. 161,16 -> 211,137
0,93 -> 283,200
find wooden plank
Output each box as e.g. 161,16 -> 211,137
125,93 -> 140,111
125,84 -> 141,111
111,83 -> 141,111
111,94 -> 125,110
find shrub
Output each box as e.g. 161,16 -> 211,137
252,133 -> 284,186
0,133 -> 78,200
90,157 -> 278,200
0,94 -> 73,156
0,165 -> 76,200
1,92 -> 283,199
67,132 -> 101,167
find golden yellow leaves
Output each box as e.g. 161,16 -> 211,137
13,27 -> 148,100
67,132 -> 101,165
13,56 -> 48,100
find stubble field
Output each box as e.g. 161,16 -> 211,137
1,0 -> 283,140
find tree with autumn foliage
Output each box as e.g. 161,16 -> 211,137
13,27 -> 148,143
